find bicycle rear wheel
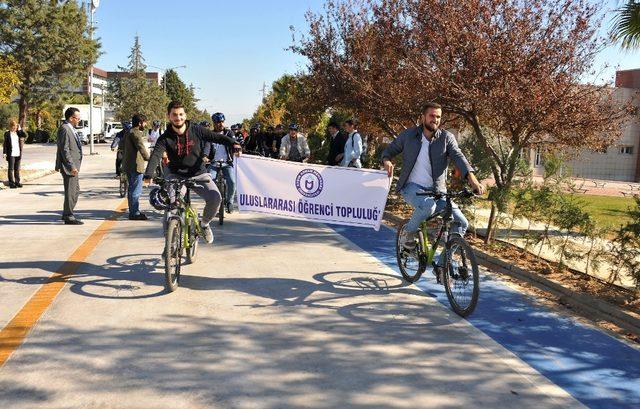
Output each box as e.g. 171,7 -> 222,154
396,221 -> 426,283
443,235 -> 479,317
186,218 -> 199,264
164,218 -> 182,292
218,179 -> 226,225
119,174 -> 127,198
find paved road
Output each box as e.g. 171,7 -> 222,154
0,142 -> 112,171
0,145 -> 638,408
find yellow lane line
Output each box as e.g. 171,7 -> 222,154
0,199 -> 128,367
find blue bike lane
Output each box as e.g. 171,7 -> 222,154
331,224 -> 640,409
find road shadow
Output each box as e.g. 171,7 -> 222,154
0,276 -> 580,409
0,209 -> 126,225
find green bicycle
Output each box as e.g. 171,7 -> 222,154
154,177 -> 203,292
396,188 -> 480,317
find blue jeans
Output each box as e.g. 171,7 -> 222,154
208,163 -> 236,207
127,172 -> 143,216
401,182 -> 469,235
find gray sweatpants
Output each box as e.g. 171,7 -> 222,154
164,171 -> 221,225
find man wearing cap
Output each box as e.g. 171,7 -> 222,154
279,124 -> 310,162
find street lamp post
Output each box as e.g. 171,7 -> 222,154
88,0 -> 99,155
149,64 -> 187,95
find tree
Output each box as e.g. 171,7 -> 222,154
0,0 -> 99,128
162,70 -> 196,114
106,36 -> 168,123
294,0 -> 631,243
612,1 -> 640,49
0,55 -> 20,104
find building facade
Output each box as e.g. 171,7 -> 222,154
532,69 -> 640,182
70,67 -> 161,122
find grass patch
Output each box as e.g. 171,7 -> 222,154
467,192 -> 636,231
565,194 -> 636,229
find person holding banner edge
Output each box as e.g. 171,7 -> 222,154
381,102 -> 485,252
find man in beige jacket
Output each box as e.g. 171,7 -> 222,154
122,114 -> 151,220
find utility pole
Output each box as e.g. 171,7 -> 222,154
259,82 -> 266,100
88,0 -> 99,155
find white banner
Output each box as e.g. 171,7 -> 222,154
236,156 -> 391,230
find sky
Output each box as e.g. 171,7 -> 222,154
91,0 -> 640,125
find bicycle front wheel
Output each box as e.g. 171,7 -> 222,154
186,218 -> 199,264
396,221 -> 426,283
119,174 -> 127,198
443,235 -> 479,317
164,218 -> 182,292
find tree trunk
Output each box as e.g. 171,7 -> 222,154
523,220 -> 532,251
484,203 -> 498,244
585,237 -> 595,275
506,216 -> 515,241
18,96 -> 28,130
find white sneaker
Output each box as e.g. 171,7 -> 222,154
201,222 -> 214,244
401,230 -> 418,250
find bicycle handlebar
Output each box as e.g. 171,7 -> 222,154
416,188 -> 475,199
153,177 -> 197,189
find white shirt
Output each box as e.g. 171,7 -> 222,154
213,143 -> 227,162
9,132 -> 20,157
66,123 -> 79,141
148,129 -> 161,145
407,132 -> 434,188
341,131 -> 363,167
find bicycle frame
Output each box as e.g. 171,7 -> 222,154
416,194 -> 460,265
163,180 -> 203,251
211,161 -> 228,185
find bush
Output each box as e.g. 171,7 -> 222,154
609,196 -> 640,293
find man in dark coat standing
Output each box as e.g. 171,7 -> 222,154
326,122 -> 347,166
55,107 -> 83,225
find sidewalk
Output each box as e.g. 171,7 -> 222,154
533,176 -> 640,198
468,205 -> 636,290
0,143 -> 58,189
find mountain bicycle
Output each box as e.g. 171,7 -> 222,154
210,160 -> 229,225
396,188 -> 480,317
118,172 -> 128,198
154,176 -> 202,292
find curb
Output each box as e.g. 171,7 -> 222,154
383,211 -> 640,337
0,168 -> 55,190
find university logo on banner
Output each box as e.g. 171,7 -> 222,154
235,156 -> 391,230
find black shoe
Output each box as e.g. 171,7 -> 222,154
16,183 -> 23,188
63,217 -> 84,225
9,183 -> 16,189
129,213 -> 148,220
226,203 -> 233,214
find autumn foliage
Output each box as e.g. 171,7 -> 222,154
292,0 -> 631,241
